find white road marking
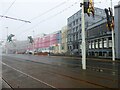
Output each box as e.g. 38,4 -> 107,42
1,62 -> 57,89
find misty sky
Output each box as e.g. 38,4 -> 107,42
0,0 -> 119,41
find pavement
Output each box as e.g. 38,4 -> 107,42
1,54 -> 119,89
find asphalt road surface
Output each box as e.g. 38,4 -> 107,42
1,54 -> 119,89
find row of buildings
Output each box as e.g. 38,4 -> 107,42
3,3 -> 120,59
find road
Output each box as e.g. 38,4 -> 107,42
1,54 -> 119,89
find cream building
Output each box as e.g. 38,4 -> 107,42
61,26 -> 68,54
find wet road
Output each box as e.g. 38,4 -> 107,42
1,54 -> 119,89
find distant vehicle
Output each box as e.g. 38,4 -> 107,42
71,49 -> 79,55
28,51 -> 32,54
25,50 -> 33,55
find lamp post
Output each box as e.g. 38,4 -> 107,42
33,30 -> 35,55
5,27 -> 8,38
5,27 -> 8,54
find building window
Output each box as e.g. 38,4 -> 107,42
89,42 -> 91,49
72,36 -> 74,41
70,37 -> 71,42
76,13 -> 78,17
78,33 -> 79,39
109,52 -> 112,56
103,39 -> 107,48
68,46 -> 69,50
95,41 -> 98,49
80,18 -> 81,21
73,21 -> 75,26
61,44 -> 64,50
68,23 -> 72,28
79,32 -> 81,39
108,37 -> 112,48
76,33 -> 78,40
76,44 -> 78,49
99,52 -> 102,56
79,44 -> 82,49
79,24 -> 81,27
70,46 -> 72,50
99,40 -> 102,48
109,40 -> 112,48
75,34 -> 76,41
92,41 -> 94,49
73,35 -> 75,41
76,26 -> 78,31
91,52 -> 94,56
76,19 -> 78,25
73,28 -> 75,32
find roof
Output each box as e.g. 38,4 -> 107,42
114,4 -> 120,8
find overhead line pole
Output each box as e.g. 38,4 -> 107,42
81,0 -> 86,70
110,0 -> 115,61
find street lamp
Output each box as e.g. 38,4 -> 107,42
5,27 -> 8,54
5,27 -> 8,39
33,30 -> 35,55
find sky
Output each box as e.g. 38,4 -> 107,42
0,0 -> 119,41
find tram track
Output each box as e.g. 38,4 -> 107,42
2,60 -> 118,88
2,77 -> 14,90
2,62 -> 59,89
2,62 -> 114,89
2,56 -> 118,75
2,56 -> 119,80
1,55 -> 119,88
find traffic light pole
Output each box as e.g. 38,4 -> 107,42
81,0 -> 86,70
112,29 -> 115,61
111,0 -> 115,61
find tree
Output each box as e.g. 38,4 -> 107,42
7,34 -> 15,42
28,36 -> 34,43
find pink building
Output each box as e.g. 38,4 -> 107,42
50,33 -> 57,46
28,33 -> 58,52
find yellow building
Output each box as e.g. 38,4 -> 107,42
61,26 -> 68,54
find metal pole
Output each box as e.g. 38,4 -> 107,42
110,0 -> 115,61
112,27 -> 115,61
110,0 -> 113,10
6,27 -> 8,37
49,33 -> 50,56
81,0 -> 86,69
5,27 -> 8,54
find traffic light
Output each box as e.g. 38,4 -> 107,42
104,8 -> 114,31
84,0 -> 90,16
7,34 -> 15,42
89,0 -> 94,17
84,0 -> 94,17
28,36 -> 34,43
109,7 -> 114,29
